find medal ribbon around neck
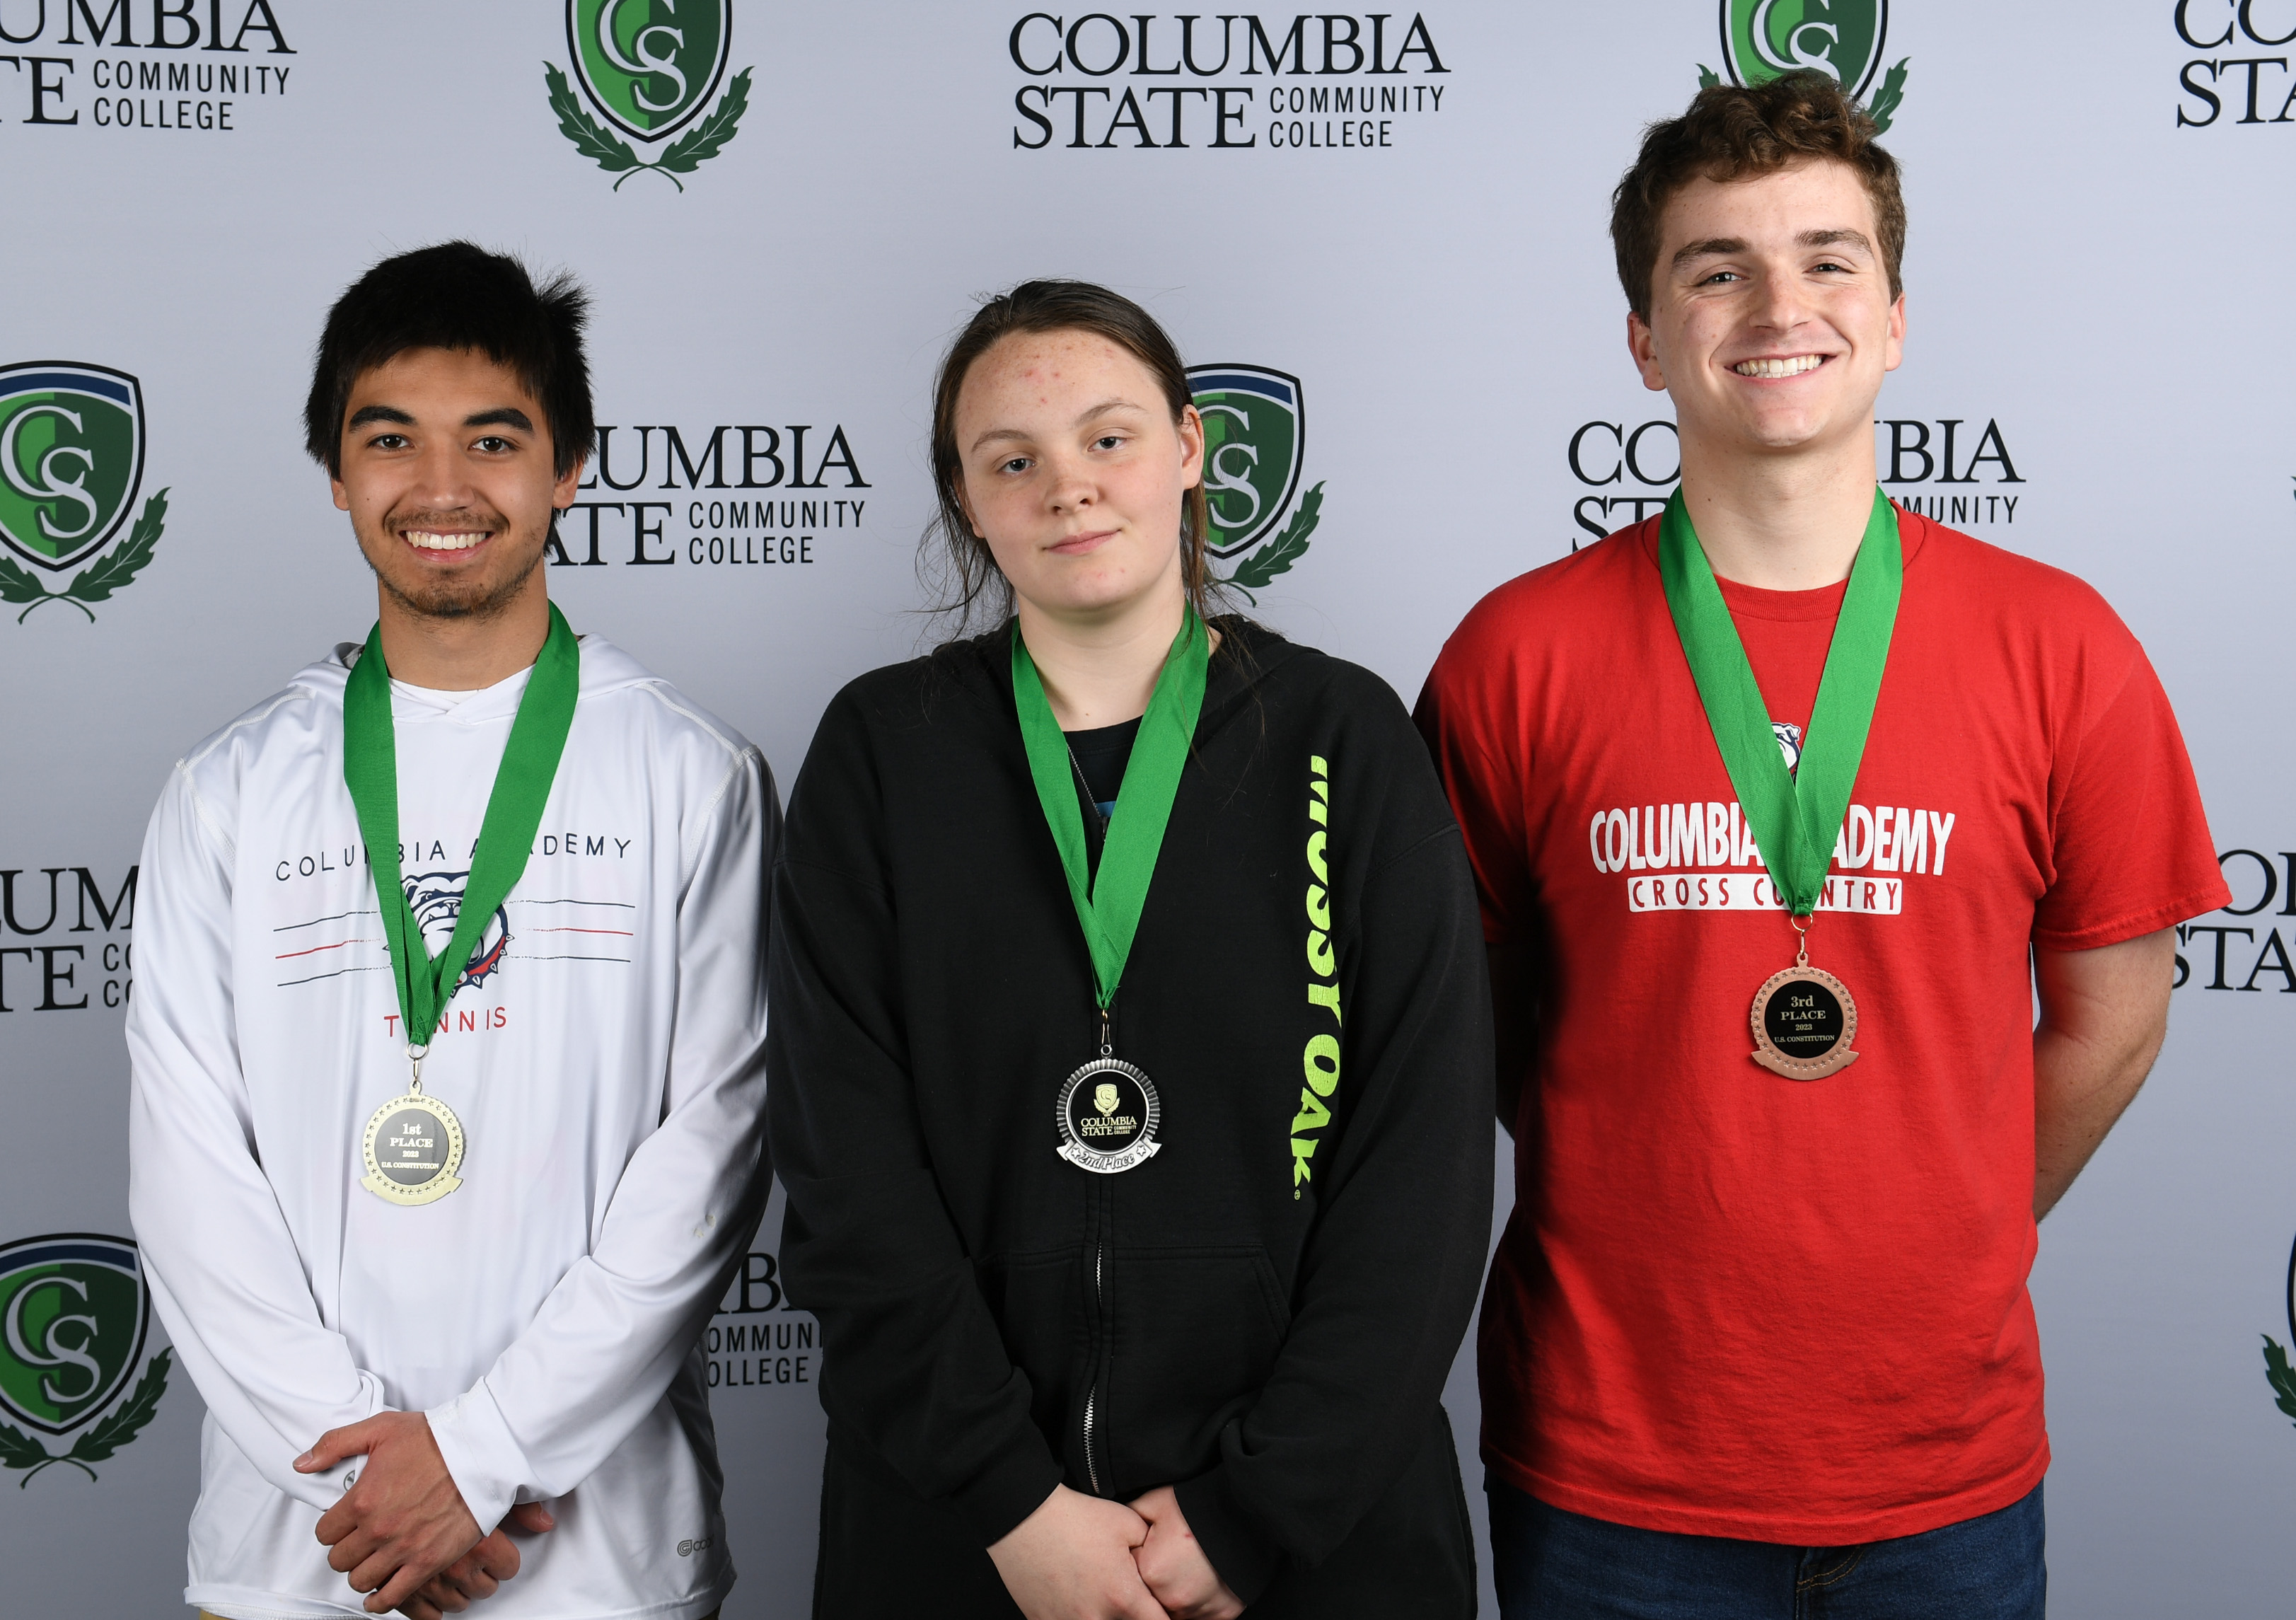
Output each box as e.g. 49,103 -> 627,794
1657,486 -> 1901,919
342,603 -> 581,1060
1011,607 -> 1208,1015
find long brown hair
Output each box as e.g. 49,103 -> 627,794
921,279 -> 1223,638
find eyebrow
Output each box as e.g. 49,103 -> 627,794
968,397 -> 1146,455
346,405 -> 414,429
1671,227 -> 1874,271
464,407 -> 534,431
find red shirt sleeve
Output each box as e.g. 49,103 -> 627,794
2034,640 -> 2230,950
1415,605 -> 1533,947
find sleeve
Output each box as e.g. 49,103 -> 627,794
1175,701 -> 1497,1600
424,748 -> 778,1532
2033,642 -> 2231,951
766,698 -> 1065,1547
1414,623 -> 1535,946
127,762 -> 390,1510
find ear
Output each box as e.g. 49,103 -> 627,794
1176,403 -> 1205,490
1882,290 -> 1906,374
331,474 -> 351,514
951,474 -> 984,540
1628,311 -> 1668,393
552,454 -> 587,509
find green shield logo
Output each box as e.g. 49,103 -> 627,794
1188,366 -> 1304,561
0,364 -> 144,574
0,1236 -> 150,1437
567,0 -> 730,142
1720,0 -> 1888,99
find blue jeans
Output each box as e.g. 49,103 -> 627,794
1488,1479 -> 2045,1619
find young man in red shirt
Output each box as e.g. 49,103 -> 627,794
1417,74 -> 2229,1616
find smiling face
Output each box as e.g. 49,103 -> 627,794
331,347 -> 582,623
1629,158 -> 1904,467
951,329 -> 1204,630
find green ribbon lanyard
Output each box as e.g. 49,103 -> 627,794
342,603 -> 581,1070
1011,608 -> 1209,1038
1657,487 -> 1901,927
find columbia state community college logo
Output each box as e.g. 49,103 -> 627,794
546,0 -> 753,191
0,1234 -> 171,1484
0,363 -> 168,625
1701,0 -> 1911,131
1188,365 -> 1327,602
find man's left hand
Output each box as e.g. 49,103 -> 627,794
299,1411 -> 484,1615
1129,1486 -> 1243,1620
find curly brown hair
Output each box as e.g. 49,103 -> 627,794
1611,72 -> 1905,323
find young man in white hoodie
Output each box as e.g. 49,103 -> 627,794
127,242 -> 775,1620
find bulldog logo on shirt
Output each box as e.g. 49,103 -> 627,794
404,871 -> 513,990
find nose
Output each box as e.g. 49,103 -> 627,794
1750,267 -> 1813,336
406,436 -> 483,509
1040,445 -> 1096,515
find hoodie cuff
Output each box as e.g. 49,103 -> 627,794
426,1381 -> 528,1537
953,1433 -> 1067,1549
1174,1464 -> 1286,1606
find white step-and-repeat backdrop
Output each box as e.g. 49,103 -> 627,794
1,3 -> 2289,1614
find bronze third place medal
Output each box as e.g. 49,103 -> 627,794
1749,962 -> 1861,1079
1054,1056 -> 1162,1174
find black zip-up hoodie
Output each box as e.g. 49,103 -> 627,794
767,623 -> 1494,1616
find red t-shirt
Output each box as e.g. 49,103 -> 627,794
1415,511 -> 2229,1543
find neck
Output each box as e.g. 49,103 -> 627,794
1674,427 -> 1879,591
1016,584 -> 1188,731
374,573 -> 552,690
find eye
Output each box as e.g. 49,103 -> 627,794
1698,270 -> 1742,286
1812,260 -> 1851,274
369,433 -> 410,451
1091,434 -> 1125,451
998,456 -> 1032,475
472,436 -> 516,454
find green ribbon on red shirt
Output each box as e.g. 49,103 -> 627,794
1657,487 -> 1901,919
1011,608 -> 1208,1012
342,604 -> 581,1052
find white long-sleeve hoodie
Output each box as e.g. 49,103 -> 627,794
126,631 -> 774,1620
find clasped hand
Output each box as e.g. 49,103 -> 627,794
296,1411 -> 555,1619
988,1482 -> 1245,1620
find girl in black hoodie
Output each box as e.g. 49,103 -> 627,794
767,280 -> 1493,1619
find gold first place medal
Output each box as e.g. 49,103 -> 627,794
361,1049 -> 465,1205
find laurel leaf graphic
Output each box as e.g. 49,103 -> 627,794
545,62 -> 640,173
657,69 -> 750,175
0,1420 -> 51,1475
1865,59 -> 1911,134
63,488 -> 167,606
1224,481 -> 1325,598
66,1347 -> 171,1467
2263,1336 -> 2296,1425
1697,64 -> 1722,91
0,552 -> 48,606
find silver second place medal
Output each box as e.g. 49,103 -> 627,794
360,1047 -> 465,1205
1055,1055 -> 1162,1174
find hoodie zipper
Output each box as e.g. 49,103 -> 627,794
1082,1239 -> 1105,1495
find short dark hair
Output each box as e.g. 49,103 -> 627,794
1611,72 -> 1906,323
922,279 -> 1219,637
303,242 -> 595,480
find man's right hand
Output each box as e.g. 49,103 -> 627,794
986,1484 -> 1166,1620
398,1503 -> 556,1620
